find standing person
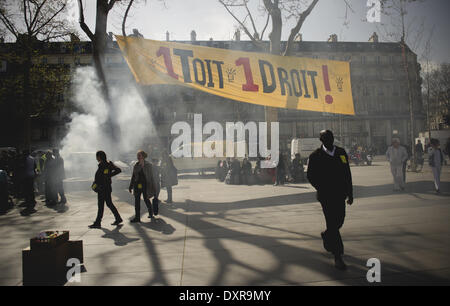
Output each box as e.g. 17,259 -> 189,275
386,138 -> 408,191
292,153 -> 305,183
415,140 -> 424,171
274,153 -> 286,186
445,137 -> 450,161
53,149 -> 66,204
129,150 -> 157,222
22,150 -> 37,211
429,139 -> 444,193
307,130 -> 353,270
160,150 -> 177,204
89,151 -> 123,229
402,143 -> 411,183
44,151 -> 58,206
241,157 -> 252,186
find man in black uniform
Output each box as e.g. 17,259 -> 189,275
307,130 -> 353,270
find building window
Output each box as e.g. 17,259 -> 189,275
41,57 -> 48,64
74,57 -> 81,65
363,86 -> 370,96
378,87 -> 384,96
376,56 -> 381,65
58,57 -> 64,64
361,56 -> 366,64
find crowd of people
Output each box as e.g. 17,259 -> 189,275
0,148 -> 66,215
215,153 -> 306,186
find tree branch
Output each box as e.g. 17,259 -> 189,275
29,0 -> 48,33
283,0 -> 319,56
243,0 -> 259,39
260,9 -> 270,40
122,0 -> 135,37
218,0 -> 264,49
0,8 -> 18,39
108,0 -> 118,11
77,0 -> 95,41
32,2 -> 66,36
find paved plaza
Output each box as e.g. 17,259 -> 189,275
0,159 -> 449,286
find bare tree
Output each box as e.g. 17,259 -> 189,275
77,0 -> 119,102
0,0 -> 74,148
376,0 -> 427,171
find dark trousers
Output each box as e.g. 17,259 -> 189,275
166,186 -> 172,201
45,179 -> 57,205
134,188 -> 153,219
320,197 -> 346,256
55,180 -> 66,203
95,191 -> 121,224
24,177 -> 35,208
402,161 -> 407,183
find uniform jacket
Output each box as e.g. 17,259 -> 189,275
307,146 -> 353,200
95,161 -> 121,193
129,160 -> 158,198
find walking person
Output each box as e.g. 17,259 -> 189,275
429,139 -> 444,193
129,150 -> 157,222
160,150 -> 177,204
307,130 -> 353,270
386,138 -> 408,191
89,151 -> 123,229
53,149 -> 66,204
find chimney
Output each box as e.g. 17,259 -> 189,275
234,29 -> 240,41
369,32 -> 379,43
294,33 -> 302,42
191,30 -> 197,42
166,31 -> 170,41
327,34 -> 338,42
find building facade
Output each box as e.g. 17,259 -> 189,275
0,33 -> 425,154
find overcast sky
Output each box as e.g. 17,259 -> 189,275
70,0 -> 449,64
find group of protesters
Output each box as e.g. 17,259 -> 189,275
0,148 -> 66,214
215,152 -> 306,186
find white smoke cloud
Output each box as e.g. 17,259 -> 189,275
60,66 -> 156,178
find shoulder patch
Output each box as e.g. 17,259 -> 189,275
340,155 -> 347,164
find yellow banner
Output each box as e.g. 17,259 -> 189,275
116,36 -> 354,115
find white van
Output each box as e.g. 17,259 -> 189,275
291,138 -> 344,163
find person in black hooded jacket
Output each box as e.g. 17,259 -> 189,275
307,130 -> 354,271
89,151 -> 123,229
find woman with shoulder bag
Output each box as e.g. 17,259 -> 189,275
89,151 -> 123,229
129,150 -> 157,222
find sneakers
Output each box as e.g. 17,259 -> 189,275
88,223 -> 101,229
